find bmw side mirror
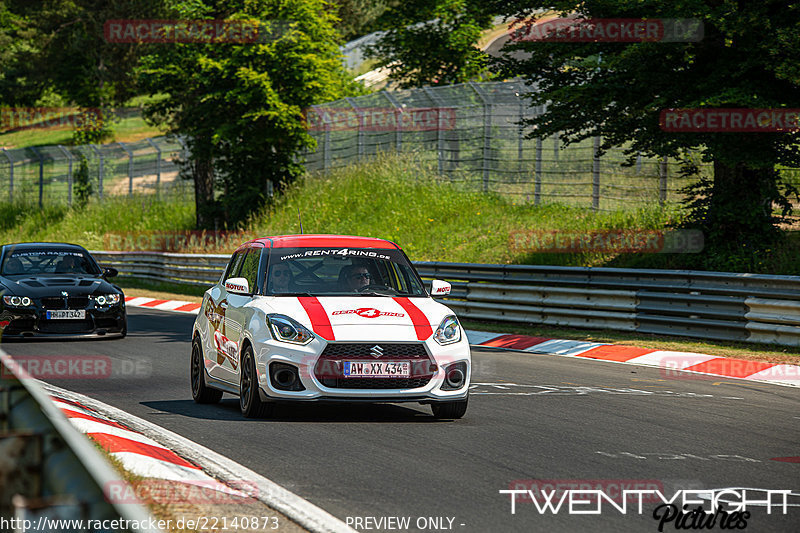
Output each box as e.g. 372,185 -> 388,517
103,267 -> 118,278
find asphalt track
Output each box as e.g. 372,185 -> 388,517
3,307 -> 799,532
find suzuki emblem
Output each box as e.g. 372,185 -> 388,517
370,345 -> 384,358
61,291 -> 69,297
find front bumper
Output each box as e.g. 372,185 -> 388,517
251,336 -> 471,402
0,305 -> 126,339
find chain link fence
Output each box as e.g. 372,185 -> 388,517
0,136 -> 192,206
304,80 -> 800,211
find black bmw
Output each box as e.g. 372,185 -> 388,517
0,242 -> 126,339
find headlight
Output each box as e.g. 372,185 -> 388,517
3,295 -> 32,307
267,314 -> 315,345
94,294 -> 121,305
434,315 -> 461,345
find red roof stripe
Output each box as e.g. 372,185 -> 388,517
242,234 -> 399,249
298,296 -> 335,341
392,297 -> 433,341
88,432 -> 200,469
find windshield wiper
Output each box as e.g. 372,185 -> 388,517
272,292 -> 316,297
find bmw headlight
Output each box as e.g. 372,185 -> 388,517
94,294 -> 121,306
3,295 -> 32,307
268,314 -> 315,345
434,315 -> 461,345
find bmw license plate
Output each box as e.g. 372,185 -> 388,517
46,310 -> 86,320
343,361 -> 410,378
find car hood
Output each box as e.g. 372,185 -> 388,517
253,295 -> 455,342
0,275 -> 118,297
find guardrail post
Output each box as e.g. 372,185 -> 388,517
383,91 -> 403,153
118,141 -> 134,195
1,148 -> 12,202
145,137 -> 162,190
423,87 -> 445,175
90,144 -> 104,199
659,156 -> 668,205
31,146 -> 44,208
592,136 -> 601,210
469,82 -> 491,192
534,137 -> 543,205
57,145 -> 73,206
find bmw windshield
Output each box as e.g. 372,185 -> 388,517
1,248 -> 100,276
265,247 -> 427,297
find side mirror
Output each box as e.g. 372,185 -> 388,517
103,267 -> 118,278
430,279 -> 451,297
224,277 -> 250,295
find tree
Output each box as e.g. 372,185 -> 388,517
367,0 -> 495,88
329,0 -> 398,42
494,0 -> 800,270
139,0 -> 359,229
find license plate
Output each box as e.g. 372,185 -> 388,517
343,361 -> 410,378
46,310 -> 86,320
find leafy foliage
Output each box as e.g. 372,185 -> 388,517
139,0 -> 360,228
494,0 -> 800,267
367,0 -> 495,87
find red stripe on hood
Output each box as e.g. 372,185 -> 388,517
298,296 -> 335,341
393,297 -> 433,341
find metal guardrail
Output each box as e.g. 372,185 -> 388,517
0,350 -> 162,532
91,251 -> 800,347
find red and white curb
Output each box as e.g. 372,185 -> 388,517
124,296 -> 799,388
467,331 -> 800,388
125,296 -> 201,314
43,383 -> 356,533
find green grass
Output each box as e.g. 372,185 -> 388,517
251,154 -> 683,264
0,195 -> 195,247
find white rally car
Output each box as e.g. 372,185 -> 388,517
191,235 -> 470,419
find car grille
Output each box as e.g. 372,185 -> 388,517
314,342 -> 435,389
40,297 -> 90,309
319,343 -> 429,360
38,319 -> 94,333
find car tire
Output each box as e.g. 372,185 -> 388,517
240,344 -> 273,418
430,395 -> 468,419
191,336 -> 222,404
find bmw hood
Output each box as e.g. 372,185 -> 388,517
257,296 -> 456,342
0,275 -> 119,298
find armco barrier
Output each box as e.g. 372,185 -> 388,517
91,252 -> 800,347
0,350 -> 162,532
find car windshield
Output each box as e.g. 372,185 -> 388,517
266,246 -> 426,296
1,249 -> 99,276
